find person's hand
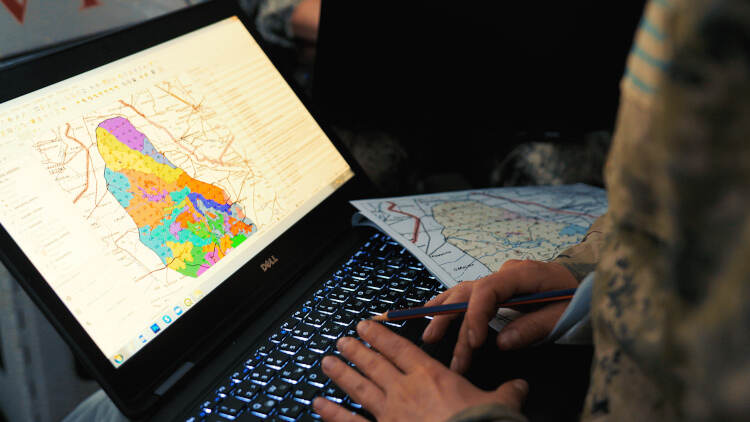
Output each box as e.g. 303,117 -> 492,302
313,320 -> 529,422
422,259 -> 578,373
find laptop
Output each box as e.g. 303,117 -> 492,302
0,1 -> 446,420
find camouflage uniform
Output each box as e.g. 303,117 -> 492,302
450,0 -> 750,421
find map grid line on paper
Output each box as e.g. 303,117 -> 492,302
351,184 -> 608,288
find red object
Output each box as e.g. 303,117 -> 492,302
1,0 -> 28,23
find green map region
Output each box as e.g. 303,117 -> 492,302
96,116 -> 255,277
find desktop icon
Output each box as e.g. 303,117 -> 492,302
113,354 -> 124,364
174,305 -> 183,316
150,323 -> 160,334
162,315 -> 172,324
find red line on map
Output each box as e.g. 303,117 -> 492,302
156,85 -> 201,112
65,123 -> 90,204
118,99 -> 227,166
387,201 -> 421,243
1,0 -> 28,23
473,192 -> 598,219
218,135 -> 234,164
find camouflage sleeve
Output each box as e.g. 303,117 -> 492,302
445,403 -> 528,422
655,0 -> 750,418
253,0 -> 303,47
552,213 -> 610,282
580,0 -> 750,419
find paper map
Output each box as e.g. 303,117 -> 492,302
352,184 -> 607,288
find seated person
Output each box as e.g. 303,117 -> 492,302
312,0 -> 750,420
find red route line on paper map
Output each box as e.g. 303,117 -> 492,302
387,201 -> 421,243
473,192 -> 598,219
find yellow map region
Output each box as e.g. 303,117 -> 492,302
96,127 -> 183,183
433,200 -> 578,270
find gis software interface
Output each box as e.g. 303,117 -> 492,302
0,17 -> 353,367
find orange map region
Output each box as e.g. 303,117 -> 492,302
96,116 -> 255,277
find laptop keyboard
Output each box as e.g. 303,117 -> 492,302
184,232 -> 446,422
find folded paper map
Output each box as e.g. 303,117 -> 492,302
351,184 -> 607,288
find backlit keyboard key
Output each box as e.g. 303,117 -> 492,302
350,269 -> 369,280
291,324 -> 316,341
291,383 -> 319,404
268,330 -> 288,344
316,299 -> 339,314
339,277 -> 361,291
366,301 -> 389,315
388,279 -> 411,292
253,341 -> 274,356
364,278 -> 386,290
306,366 -> 329,387
323,385 -> 346,403
343,299 -> 366,314
319,321 -> 345,339
233,384 -> 261,402
248,395 -> 277,417
278,337 -> 304,355
264,378 -> 292,399
217,396 -> 245,419
279,318 -> 299,331
200,401 -> 214,415
215,382 -> 231,398
277,398 -> 304,419
327,287 -> 349,303
264,351 -> 290,369
304,311 -> 328,327
375,267 -> 396,279
354,288 -> 376,302
330,311 -> 354,326
248,366 -> 275,385
294,351 -> 319,368
307,334 -> 333,353
279,364 -> 306,384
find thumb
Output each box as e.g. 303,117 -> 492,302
496,301 -> 568,350
492,379 -> 529,411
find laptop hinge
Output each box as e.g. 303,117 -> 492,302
154,362 -> 194,396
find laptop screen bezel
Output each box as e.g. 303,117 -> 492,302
0,0 -> 375,417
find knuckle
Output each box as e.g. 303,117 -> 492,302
527,314 -> 552,334
351,379 -> 369,398
420,362 -> 449,384
473,281 -> 491,296
501,259 -> 523,269
519,259 -> 544,276
360,351 -> 382,371
386,335 -> 410,356
457,280 -> 474,293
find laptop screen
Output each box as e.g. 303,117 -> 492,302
0,17 -> 353,368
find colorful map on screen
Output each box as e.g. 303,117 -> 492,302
95,116 -> 255,277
